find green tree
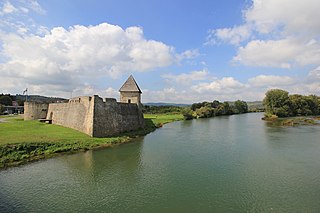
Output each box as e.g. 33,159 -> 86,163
195,106 -> 213,118
182,108 -> 194,120
263,89 -> 289,116
222,102 -> 233,115
234,100 -> 248,114
0,96 -> 12,106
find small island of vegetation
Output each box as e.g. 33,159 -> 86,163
262,89 -> 320,126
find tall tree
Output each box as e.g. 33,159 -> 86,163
263,89 -> 289,116
234,100 -> 248,114
0,96 -> 12,106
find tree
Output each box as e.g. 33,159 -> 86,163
182,108 -> 194,120
195,106 -> 213,118
0,96 -> 12,106
263,89 -> 289,116
234,100 -> 248,114
222,102 -> 233,115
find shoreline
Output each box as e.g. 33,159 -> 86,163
262,115 -> 320,126
0,114 -> 183,170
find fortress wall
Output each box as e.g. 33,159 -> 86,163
24,102 -> 49,120
92,96 -> 145,137
46,96 -> 94,136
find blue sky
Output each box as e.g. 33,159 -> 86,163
0,0 -> 319,103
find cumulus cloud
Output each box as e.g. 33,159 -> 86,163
177,49 -> 200,61
162,70 -> 209,85
206,25 -> 251,45
248,75 -> 296,87
233,38 -> 320,68
0,23 -> 178,95
191,77 -> 246,94
144,68 -> 319,103
245,0 -> 320,37
208,0 -> 320,69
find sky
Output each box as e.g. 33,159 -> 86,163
0,0 -> 319,103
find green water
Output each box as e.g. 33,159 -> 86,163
1,113 -> 320,212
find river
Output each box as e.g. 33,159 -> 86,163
1,113 -> 320,212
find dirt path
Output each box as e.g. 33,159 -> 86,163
0,118 -> 7,123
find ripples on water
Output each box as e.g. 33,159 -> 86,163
1,113 -> 320,212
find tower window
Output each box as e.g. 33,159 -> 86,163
128,99 -> 131,103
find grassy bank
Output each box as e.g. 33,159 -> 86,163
144,113 -> 184,127
0,113 -> 183,169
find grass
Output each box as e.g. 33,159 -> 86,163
0,113 -> 183,169
144,113 -> 184,127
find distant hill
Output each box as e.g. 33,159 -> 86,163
246,101 -> 264,109
15,95 -> 67,103
143,102 -> 190,107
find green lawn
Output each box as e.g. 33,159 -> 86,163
0,113 -> 183,168
0,116 -> 117,144
144,113 -> 184,127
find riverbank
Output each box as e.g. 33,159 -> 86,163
0,114 -> 183,169
262,114 -> 320,126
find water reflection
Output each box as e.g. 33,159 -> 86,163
1,113 -> 320,212
57,138 -> 145,182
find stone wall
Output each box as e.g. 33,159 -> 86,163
120,92 -> 141,105
24,95 -> 144,137
24,102 -> 49,120
46,96 -> 94,136
92,96 -> 145,137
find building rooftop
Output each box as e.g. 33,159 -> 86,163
119,75 -> 142,93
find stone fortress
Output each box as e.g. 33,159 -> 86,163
24,75 -> 145,137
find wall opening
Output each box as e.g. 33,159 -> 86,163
49,112 -> 53,120
128,99 -> 131,103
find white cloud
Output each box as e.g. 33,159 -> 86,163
105,87 -> 119,98
1,1 -> 18,15
191,77 -> 246,94
0,23 -> 177,95
177,49 -> 200,60
0,0 -> 46,35
162,70 -> 209,85
137,68 -> 319,104
27,0 -> 46,14
245,0 -> 320,37
248,75 -> 296,87
206,25 -> 251,45
209,0 -> 320,69
307,66 -> 320,82
233,38 -> 320,68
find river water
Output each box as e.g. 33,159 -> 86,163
1,113 -> 320,212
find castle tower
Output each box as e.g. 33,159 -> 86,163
119,75 -> 142,106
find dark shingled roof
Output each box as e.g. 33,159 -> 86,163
119,75 -> 142,93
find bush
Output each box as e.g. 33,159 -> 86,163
182,108 -> 194,120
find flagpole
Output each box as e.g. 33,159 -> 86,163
24,88 -> 28,102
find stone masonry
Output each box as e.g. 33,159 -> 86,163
24,76 -> 145,137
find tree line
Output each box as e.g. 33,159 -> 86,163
263,89 -> 320,117
182,100 -> 248,120
142,105 -> 184,114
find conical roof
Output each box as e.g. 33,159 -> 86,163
119,75 -> 142,93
